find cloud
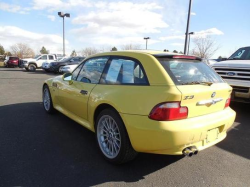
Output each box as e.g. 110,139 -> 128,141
32,0 -> 92,11
194,28 -> 224,37
0,26 -> 69,54
159,35 -> 185,41
0,2 -> 29,14
47,15 -> 56,21
71,1 -> 167,46
160,28 -> 224,41
191,12 -> 196,16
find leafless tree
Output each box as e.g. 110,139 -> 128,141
120,44 -> 141,50
80,47 -> 99,57
10,43 -> 35,58
190,36 -> 220,59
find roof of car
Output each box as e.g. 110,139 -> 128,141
91,50 -> 182,56
90,50 -> 200,59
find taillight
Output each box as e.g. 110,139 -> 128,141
225,98 -> 231,108
149,102 -> 188,121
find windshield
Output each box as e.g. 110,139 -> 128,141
34,55 -> 41,59
228,47 -> 250,60
157,58 -> 224,85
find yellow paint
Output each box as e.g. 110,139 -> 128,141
44,51 -> 236,155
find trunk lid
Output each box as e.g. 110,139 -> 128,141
177,83 -> 231,118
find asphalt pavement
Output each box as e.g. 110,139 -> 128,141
0,67 -> 249,187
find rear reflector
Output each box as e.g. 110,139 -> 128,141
225,98 -> 231,108
173,55 -> 197,60
149,102 -> 188,121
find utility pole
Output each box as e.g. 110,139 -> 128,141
184,0 -> 193,55
144,37 -> 150,50
58,12 -> 70,56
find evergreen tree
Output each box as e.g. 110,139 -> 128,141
40,46 -> 49,54
173,50 -> 178,53
71,50 -> 77,57
111,47 -> 118,51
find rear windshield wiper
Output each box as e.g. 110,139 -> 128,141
181,81 -> 213,86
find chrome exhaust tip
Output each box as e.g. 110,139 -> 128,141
190,146 -> 199,155
182,148 -> 193,157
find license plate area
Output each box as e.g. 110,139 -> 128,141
206,128 -> 219,144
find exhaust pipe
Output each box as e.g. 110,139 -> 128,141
182,146 -> 199,157
182,148 -> 193,157
190,146 -> 198,155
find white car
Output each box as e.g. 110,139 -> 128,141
23,54 -> 57,71
59,64 -> 78,73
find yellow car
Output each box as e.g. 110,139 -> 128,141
43,51 -> 236,164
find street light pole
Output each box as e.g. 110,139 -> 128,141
187,32 -> 194,55
144,37 -> 150,50
184,0 -> 193,55
58,12 -> 70,56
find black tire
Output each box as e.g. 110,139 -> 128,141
44,69 -> 49,72
42,85 -> 55,114
28,64 -> 36,71
95,108 -> 137,164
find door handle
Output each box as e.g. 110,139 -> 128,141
80,90 -> 88,95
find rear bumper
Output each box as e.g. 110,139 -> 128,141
121,108 -> 236,155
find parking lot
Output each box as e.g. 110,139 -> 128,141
0,67 -> 250,187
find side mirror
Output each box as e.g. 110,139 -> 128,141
62,73 -> 73,84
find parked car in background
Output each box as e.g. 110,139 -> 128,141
59,64 -> 78,73
204,59 -> 217,66
213,46 -> 250,102
42,51 -> 235,164
42,56 -> 69,72
48,56 -> 85,73
23,54 -> 57,71
5,56 -> 20,67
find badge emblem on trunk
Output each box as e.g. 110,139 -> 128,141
211,92 -> 216,98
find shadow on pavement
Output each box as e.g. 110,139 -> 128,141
0,102 -> 181,186
216,102 -> 250,160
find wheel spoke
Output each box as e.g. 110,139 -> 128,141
114,137 -> 121,142
113,141 -> 118,153
97,115 -> 121,159
114,140 -> 120,149
105,118 -> 110,129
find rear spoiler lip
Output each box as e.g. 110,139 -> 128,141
153,54 -> 202,61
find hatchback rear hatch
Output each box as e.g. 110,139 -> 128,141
155,55 -> 232,118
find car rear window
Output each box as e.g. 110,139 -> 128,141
157,58 -> 224,85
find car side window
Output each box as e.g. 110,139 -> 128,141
40,55 -> 48,60
103,58 -> 148,85
72,64 -> 84,81
76,57 -> 109,84
49,55 -> 54,60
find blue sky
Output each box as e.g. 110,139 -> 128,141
0,0 -> 249,58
